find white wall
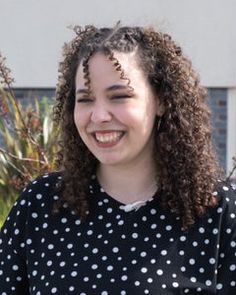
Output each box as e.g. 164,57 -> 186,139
0,0 -> 236,88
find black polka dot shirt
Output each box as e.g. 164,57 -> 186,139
0,172 -> 236,294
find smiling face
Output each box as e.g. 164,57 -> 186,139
74,51 -> 163,169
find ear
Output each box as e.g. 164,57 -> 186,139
156,99 -> 165,117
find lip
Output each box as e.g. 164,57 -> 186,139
91,130 -> 124,134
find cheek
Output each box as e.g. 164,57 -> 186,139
73,107 -> 86,129
73,109 -> 79,129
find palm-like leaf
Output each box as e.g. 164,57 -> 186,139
0,86 -> 58,226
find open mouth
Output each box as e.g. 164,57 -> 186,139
93,131 -> 125,144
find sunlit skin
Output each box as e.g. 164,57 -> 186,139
74,51 -> 164,203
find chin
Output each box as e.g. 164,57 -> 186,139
96,155 -> 124,166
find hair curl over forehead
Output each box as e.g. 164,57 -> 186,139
53,24 -> 220,230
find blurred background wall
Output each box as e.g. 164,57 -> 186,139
0,0 -> 235,174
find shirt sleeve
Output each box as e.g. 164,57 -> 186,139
0,190 -> 30,294
216,183 -> 236,294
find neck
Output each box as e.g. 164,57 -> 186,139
97,159 -> 158,205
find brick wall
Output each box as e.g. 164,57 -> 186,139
207,88 -> 227,170
13,88 -> 55,108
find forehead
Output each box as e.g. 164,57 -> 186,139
75,51 -> 146,90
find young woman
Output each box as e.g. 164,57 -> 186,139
0,24 -> 235,294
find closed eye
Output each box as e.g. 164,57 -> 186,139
76,98 -> 93,103
111,94 -> 133,100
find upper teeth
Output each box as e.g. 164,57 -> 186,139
95,131 -> 123,143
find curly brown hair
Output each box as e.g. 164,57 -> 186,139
53,24 -> 220,230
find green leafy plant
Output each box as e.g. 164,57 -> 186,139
0,52 -> 58,227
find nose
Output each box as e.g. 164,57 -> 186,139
90,101 -> 112,123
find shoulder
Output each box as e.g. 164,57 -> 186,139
212,180 -> 236,230
214,180 -> 236,211
15,171 -> 62,208
19,170 -> 62,209
1,171 -> 62,235
23,171 -> 62,193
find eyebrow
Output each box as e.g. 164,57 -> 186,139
75,84 -> 130,95
106,84 -> 130,92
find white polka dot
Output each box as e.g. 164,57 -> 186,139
161,250 -> 167,256
26,239 -> 32,245
92,248 -> 99,254
226,228 -> 232,234
230,241 -> 236,247
140,251 -> 147,257
216,283 -> 223,290
162,284 -> 166,288
199,227 -> 205,233
71,271 -> 77,277
12,265 -> 19,271
212,228 -> 218,234
112,247 -> 119,253
190,277 -> 197,283
205,280 -> 212,286
189,259 -> 195,265
217,207 -> 223,213
209,258 -> 216,264
156,269 -> 163,275
230,264 -> 236,271
173,282 -> 179,288
141,267 -> 148,273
